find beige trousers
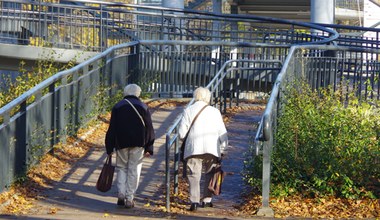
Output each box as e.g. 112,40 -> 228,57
116,147 -> 144,202
186,154 -> 218,204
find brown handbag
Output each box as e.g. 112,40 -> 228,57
208,163 -> 226,196
96,154 -> 115,192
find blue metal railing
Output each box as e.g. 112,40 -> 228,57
0,40 -> 284,194
164,59 -> 282,212
1,0 -> 379,216
0,41 -> 139,191
0,0 -> 338,51
254,45 -> 380,215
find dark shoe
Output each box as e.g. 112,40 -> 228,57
189,203 -> 199,211
201,202 -> 213,208
117,198 -> 125,206
125,200 -> 135,209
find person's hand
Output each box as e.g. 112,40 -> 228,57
144,152 -> 151,158
218,153 -> 225,163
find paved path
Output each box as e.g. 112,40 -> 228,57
0,103 -> 265,220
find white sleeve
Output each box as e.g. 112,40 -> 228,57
217,111 -> 228,154
178,109 -> 190,139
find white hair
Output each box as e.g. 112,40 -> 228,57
193,87 -> 211,103
123,84 -> 141,97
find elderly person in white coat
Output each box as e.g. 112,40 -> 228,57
178,87 -> 228,211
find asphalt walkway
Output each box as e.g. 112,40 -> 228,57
0,102 -> 265,220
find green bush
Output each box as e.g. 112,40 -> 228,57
245,80 -> 380,199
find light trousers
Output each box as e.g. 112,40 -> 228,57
186,154 -> 218,203
116,147 -> 144,202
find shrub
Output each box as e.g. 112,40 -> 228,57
245,80 -> 380,199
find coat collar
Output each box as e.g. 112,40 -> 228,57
124,95 -> 139,100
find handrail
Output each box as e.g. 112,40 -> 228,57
256,44 -> 380,146
0,0 -> 339,52
0,39 -> 288,123
0,42 -> 139,122
164,58 -> 283,212
0,40 -> 284,196
1,0 -> 378,214
70,0 -> 340,44
254,44 -> 380,215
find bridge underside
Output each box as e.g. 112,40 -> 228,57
0,44 -> 98,71
229,0 -> 366,23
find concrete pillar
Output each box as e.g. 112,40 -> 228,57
311,0 -> 335,24
161,0 -> 184,50
212,0 -> 222,14
212,0 -> 222,42
230,0 -> 239,40
311,0 -> 335,81
212,0 -> 222,62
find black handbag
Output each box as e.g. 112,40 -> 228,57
96,154 -> 115,192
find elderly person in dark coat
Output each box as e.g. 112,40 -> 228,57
105,84 -> 155,208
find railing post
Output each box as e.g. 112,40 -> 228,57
257,141 -> 274,217
235,71 -> 240,107
222,77 -> 227,114
165,134 -> 171,212
49,83 -> 56,154
16,100 -> 27,175
256,140 -> 274,217
257,113 -> 274,217
100,4 -> 104,51
161,10 -> 164,40
174,129 -> 179,194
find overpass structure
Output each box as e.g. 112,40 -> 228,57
0,0 -> 379,70
1,0 -> 379,72
0,0 -> 379,216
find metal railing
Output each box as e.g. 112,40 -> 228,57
335,0 -> 363,11
2,0 -> 380,55
0,41 -> 139,191
0,40 -> 283,193
139,41 -> 289,97
317,23 -> 380,49
0,0 -> 338,51
254,45 -> 380,214
1,0 -> 379,214
164,57 -> 282,212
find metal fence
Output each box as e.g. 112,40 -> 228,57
335,0 -> 363,11
138,41 -> 289,97
2,0 -> 380,54
0,40 -> 284,194
1,0 -> 379,214
0,41 -> 138,192
0,0 -> 338,51
163,58 -> 282,212
318,23 -> 380,50
254,45 -> 380,214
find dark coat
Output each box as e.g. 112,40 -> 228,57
105,95 -> 155,155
